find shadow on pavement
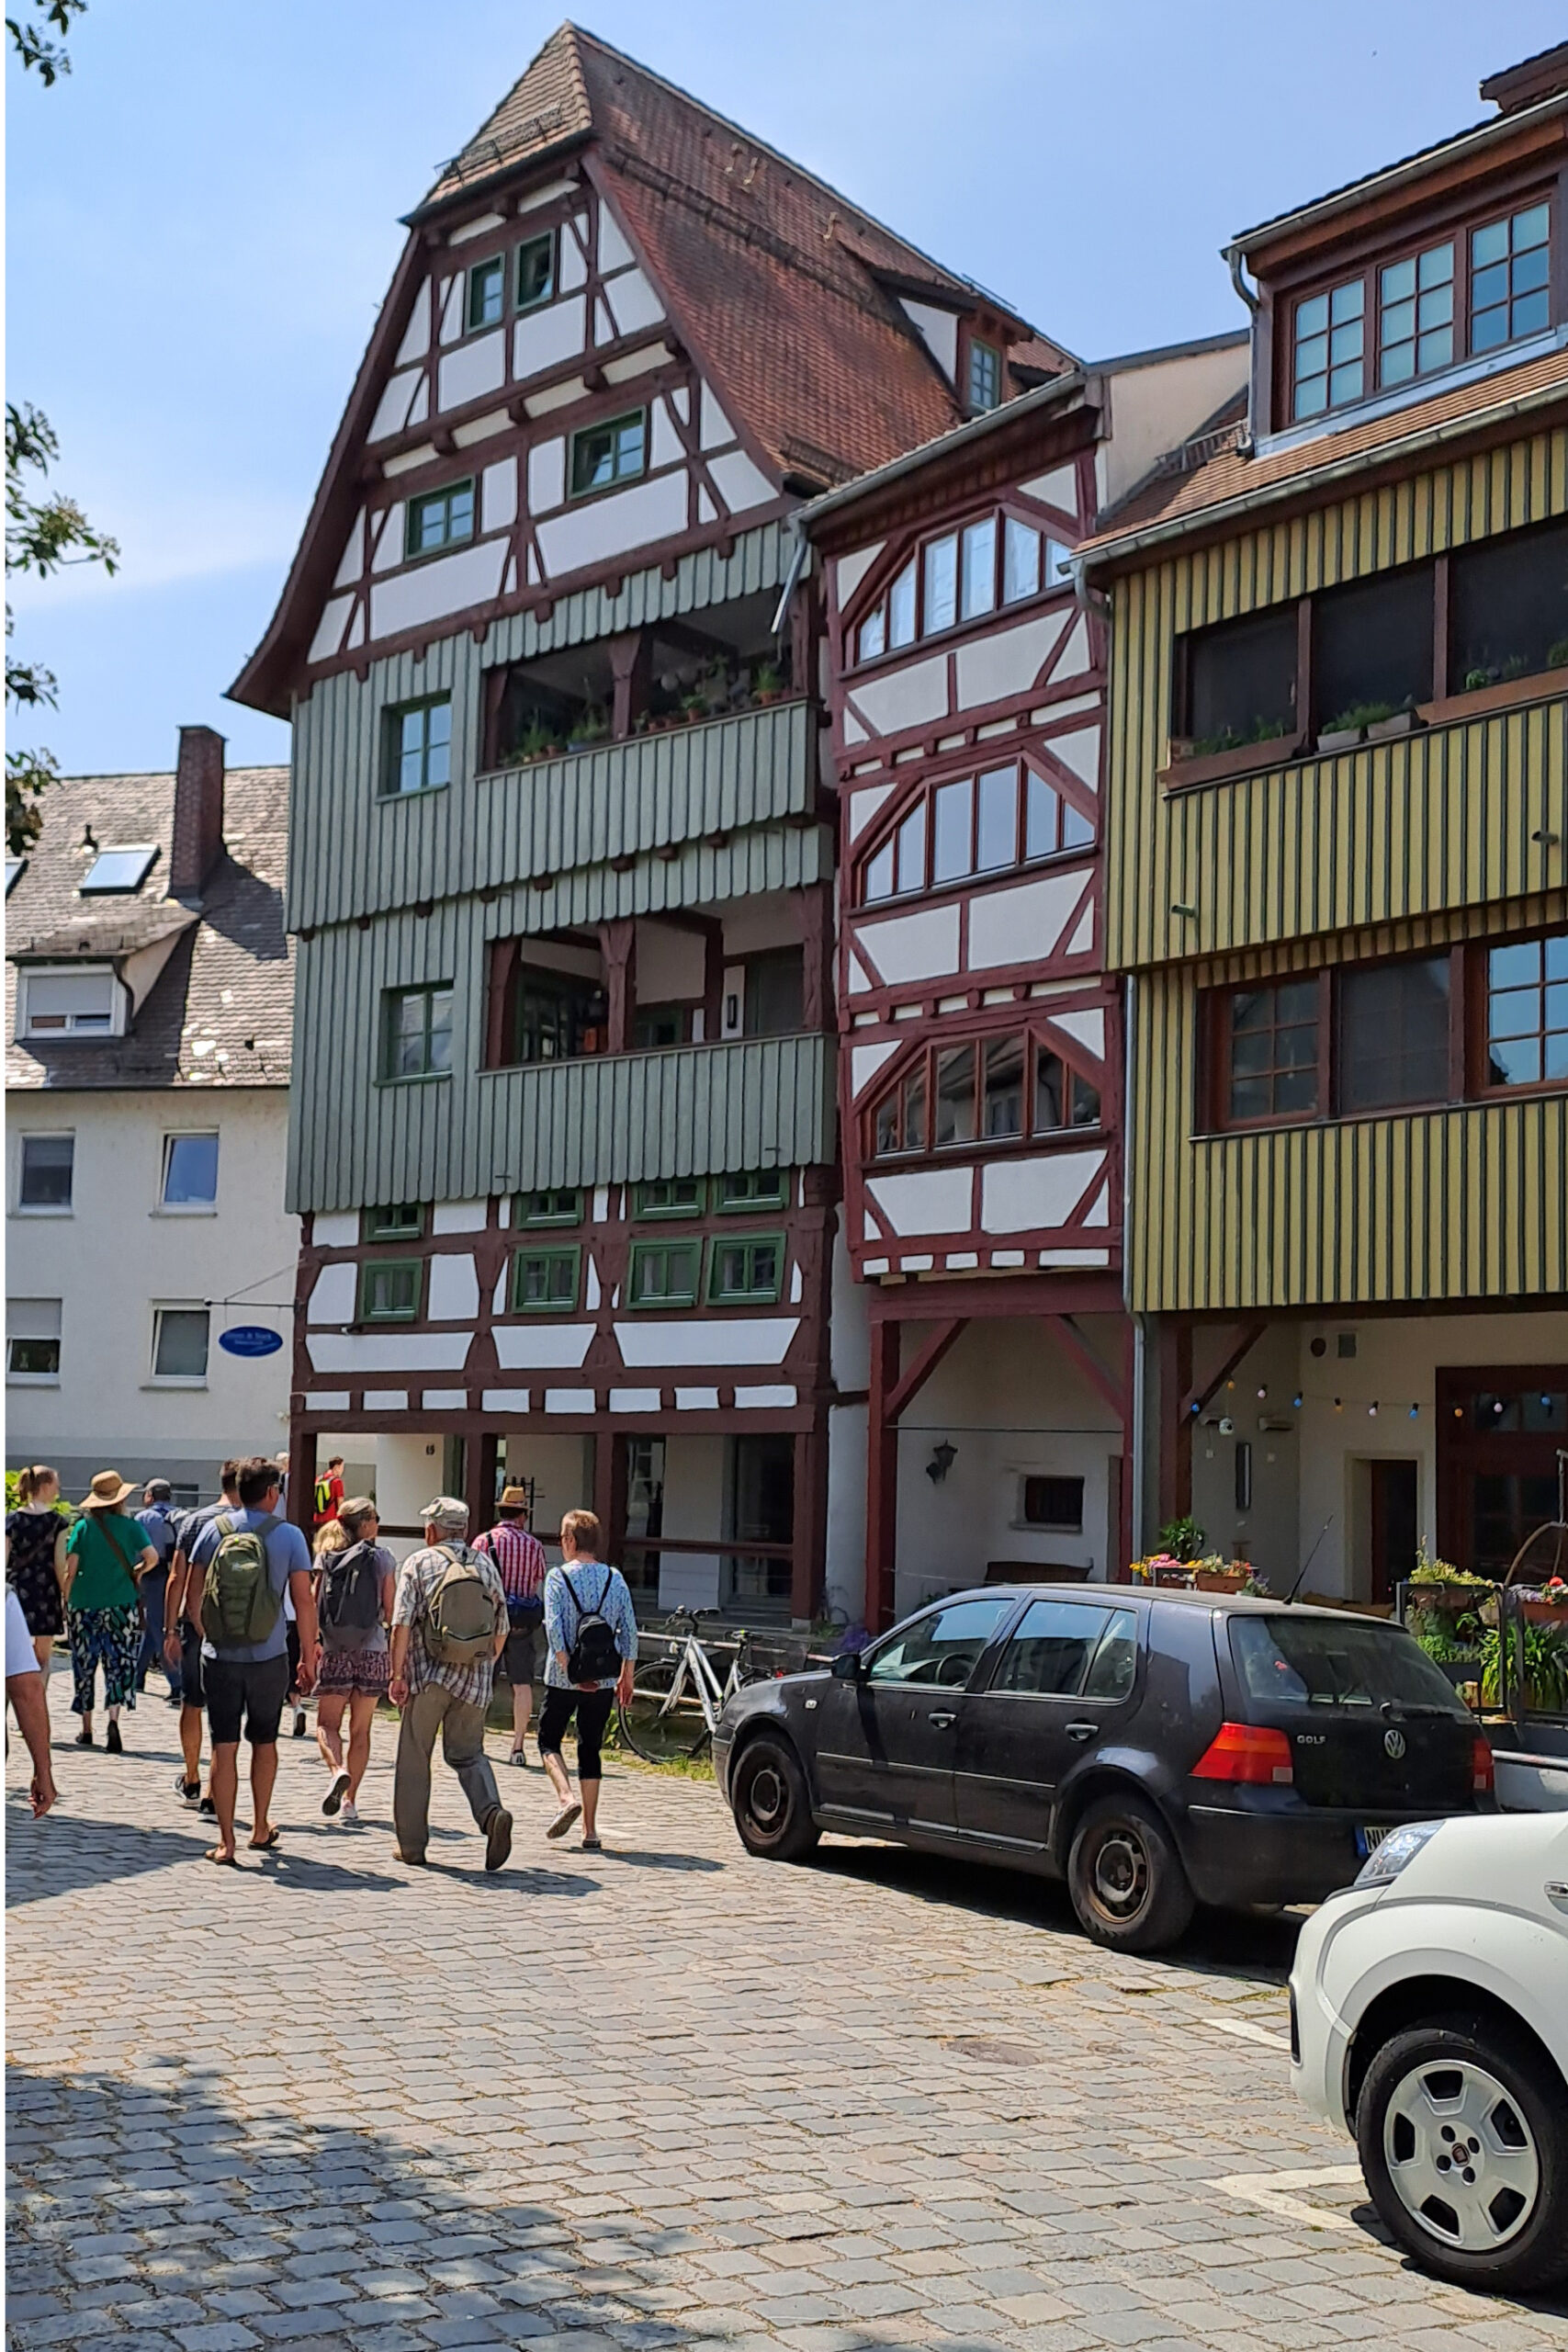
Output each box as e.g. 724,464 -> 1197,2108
4,2057 -> 730,2346
810,1833 -> 1303,1981
4,1796 -> 412,1905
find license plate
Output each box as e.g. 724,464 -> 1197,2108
1355,1825 -> 1391,1859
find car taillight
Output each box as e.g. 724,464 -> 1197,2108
1191,1722 -> 1294,1785
1472,1735 -> 1495,1795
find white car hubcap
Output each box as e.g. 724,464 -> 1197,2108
1383,2058 -> 1540,2251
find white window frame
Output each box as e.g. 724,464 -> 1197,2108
149,1302 -> 211,1387
6,1296 -> 62,1385
15,1131 -> 74,1217
17,962 -> 126,1040
159,1131 -> 220,1215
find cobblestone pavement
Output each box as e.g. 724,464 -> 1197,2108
7,1670 -> 1567,2352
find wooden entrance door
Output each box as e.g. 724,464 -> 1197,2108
1369,1460 -> 1418,1604
1436,1365 -> 1568,1577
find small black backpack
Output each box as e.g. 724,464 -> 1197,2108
319,1539 -> 383,1649
565,1566 -> 622,1683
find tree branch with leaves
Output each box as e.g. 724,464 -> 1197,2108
6,0 -> 118,855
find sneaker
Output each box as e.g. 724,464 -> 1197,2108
339,1799 -> 359,1827
73,1728 -> 95,1748
485,1808 -> 513,1873
546,1800 -> 581,1841
321,1767 -> 352,1818
581,1835 -> 603,1852
198,1794 -> 216,1819
292,1709 -> 308,1738
164,1691 -> 184,1709
174,1770 -> 199,1805
106,1721 -> 123,1755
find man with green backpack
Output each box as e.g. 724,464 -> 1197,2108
187,1455 -> 319,1865
388,1495 -> 512,1872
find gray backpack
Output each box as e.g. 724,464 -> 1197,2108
424,1544 -> 497,1666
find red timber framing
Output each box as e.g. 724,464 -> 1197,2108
863,1273 -> 1133,1630
286,1180 -> 837,1621
807,374 -> 1134,1625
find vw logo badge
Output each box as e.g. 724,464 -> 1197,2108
1384,1727 -> 1407,1759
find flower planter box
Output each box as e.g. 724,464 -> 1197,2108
1366,708 -> 1425,742
1194,1569 -> 1248,1592
1520,1599 -> 1568,1626
1315,725 -> 1365,753
1158,732 -> 1303,791
1407,1582 -> 1495,1611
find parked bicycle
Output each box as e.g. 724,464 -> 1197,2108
616,1611 -> 773,1762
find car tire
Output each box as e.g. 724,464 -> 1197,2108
1356,2014 -> 1568,2293
1066,1792 -> 1195,1953
730,1735 -> 820,1863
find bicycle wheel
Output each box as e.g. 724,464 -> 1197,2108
616,1654 -> 713,1762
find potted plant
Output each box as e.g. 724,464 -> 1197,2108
682,690 -> 710,723
512,717 -> 557,763
1519,1574 -> 1568,1626
1365,697 -> 1425,743
568,703 -> 610,752
1192,1555 -> 1250,1592
1156,1514 -> 1205,1564
751,659 -> 784,707
1129,1552 -> 1192,1588
1405,1544 -> 1495,1614
1317,701 -> 1393,752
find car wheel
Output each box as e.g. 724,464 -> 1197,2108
1066,1792 -> 1195,1952
1356,2015 -> 1568,2293
730,1735 -> 820,1862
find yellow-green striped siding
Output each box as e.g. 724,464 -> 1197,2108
1110,420 -> 1568,1312
1129,971 -> 1568,1310
1107,425 -> 1568,971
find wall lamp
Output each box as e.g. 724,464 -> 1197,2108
926,1442 -> 957,1485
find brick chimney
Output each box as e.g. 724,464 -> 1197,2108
170,724 -> 226,897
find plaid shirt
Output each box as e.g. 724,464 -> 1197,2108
472,1519 -> 547,1601
392,1542 -> 507,1706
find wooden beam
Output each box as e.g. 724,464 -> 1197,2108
1185,1319 -> 1270,1422
865,1320 -> 899,1632
1046,1314 -> 1125,1423
598,918 -> 636,1056
886,1318 -> 965,1424
1157,1318 -> 1193,1524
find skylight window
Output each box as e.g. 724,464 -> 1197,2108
5,858 -> 24,895
81,845 -> 157,894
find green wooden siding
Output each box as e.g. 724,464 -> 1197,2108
289,689 -> 816,933
285,818 -> 830,1213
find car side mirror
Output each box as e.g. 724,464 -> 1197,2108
830,1649 -> 863,1681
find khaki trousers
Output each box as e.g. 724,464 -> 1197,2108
392,1683 -> 501,1861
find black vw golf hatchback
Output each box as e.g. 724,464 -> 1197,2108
713,1584 -> 1495,1951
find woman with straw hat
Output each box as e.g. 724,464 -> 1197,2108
62,1472 -> 157,1750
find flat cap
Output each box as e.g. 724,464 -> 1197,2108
420,1494 -> 469,1532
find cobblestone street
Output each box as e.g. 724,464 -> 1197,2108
7,1675 -> 1566,2352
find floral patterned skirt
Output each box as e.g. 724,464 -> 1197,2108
66,1606 -> 141,1714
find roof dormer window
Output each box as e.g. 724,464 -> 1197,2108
1470,201 -> 1550,351
968,338 -> 1002,413
1378,243 -> 1454,385
19,964 -> 123,1038
81,844 -> 157,894
1292,279 -> 1364,418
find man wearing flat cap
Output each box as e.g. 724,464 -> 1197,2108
389,1496 -> 512,1871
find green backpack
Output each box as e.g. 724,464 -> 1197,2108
425,1544 -> 498,1666
202,1513 -> 283,1647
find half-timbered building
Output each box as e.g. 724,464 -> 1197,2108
231,23 -> 1085,1612
805,340 -> 1247,1624
1080,45 -> 1568,1601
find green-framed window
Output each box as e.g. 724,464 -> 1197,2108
467,254 -> 505,332
968,339 -> 1001,413
406,479 -> 475,560
634,1178 -> 705,1219
515,1187 -> 583,1228
362,1203 -> 425,1241
627,1238 -> 700,1308
716,1170 -> 788,1212
512,1245 -> 581,1313
708,1232 -> 784,1306
385,696 -> 452,797
383,985 -> 454,1080
570,410 -> 647,498
360,1260 -> 423,1322
517,230 -> 556,311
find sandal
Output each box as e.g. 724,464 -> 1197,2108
248,1827 -> 282,1851
205,1847 -> 238,1867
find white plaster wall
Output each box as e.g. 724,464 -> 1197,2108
369,540 -> 508,639
370,1430 -> 447,1561
826,1399 -> 868,1626
6,1089 -> 296,1492
535,469 -> 688,576
513,296 -> 587,379
437,332 -> 505,413
887,1316 -> 1123,1619
1097,339 -> 1250,511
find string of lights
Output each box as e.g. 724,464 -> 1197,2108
1190,1380 -> 1563,1423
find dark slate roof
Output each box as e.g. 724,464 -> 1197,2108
6,765 -> 293,1093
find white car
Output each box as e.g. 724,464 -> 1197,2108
1291,1813 -> 1568,2295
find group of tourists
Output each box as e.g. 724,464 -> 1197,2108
4,1455 -> 640,1871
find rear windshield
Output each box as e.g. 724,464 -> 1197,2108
1228,1614 -> 1470,1714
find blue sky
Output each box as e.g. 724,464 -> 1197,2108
8,0 -> 1564,775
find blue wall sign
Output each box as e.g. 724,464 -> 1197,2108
219,1325 -> 284,1359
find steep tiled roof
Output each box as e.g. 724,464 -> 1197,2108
1079,343 -> 1568,568
6,766 -> 293,1093
425,24 -> 1072,484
